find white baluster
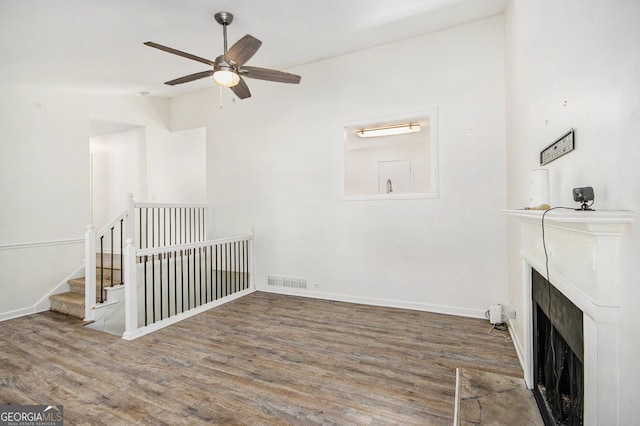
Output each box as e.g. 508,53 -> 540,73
126,193 -> 135,248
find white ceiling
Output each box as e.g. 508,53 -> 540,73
0,0 -> 506,98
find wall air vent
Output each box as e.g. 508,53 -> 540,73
268,275 -> 307,289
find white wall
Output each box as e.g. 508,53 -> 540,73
504,0 -> 640,422
91,127 -> 147,230
171,16 -> 507,317
0,87 -> 171,317
146,127 -> 206,204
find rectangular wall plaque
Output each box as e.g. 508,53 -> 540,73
540,128 -> 575,166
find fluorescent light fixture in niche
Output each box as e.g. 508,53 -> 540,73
355,123 -> 421,138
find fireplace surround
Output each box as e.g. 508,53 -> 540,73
504,209 -> 633,425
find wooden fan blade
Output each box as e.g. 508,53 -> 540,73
165,70 -> 214,86
231,76 -> 251,99
144,41 -> 215,66
240,66 -> 301,84
224,35 -> 262,67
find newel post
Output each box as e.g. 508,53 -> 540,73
84,224 -> 96,321
126,193 -> 135,246
123,238 -> 138,339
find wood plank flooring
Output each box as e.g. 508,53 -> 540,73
0,292 -> 522,425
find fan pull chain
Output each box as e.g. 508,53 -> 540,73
219,85 -> 223,109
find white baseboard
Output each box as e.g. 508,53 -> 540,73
508,318 -> 529,387
0,306 -> 42,322
258,285 -> 487,319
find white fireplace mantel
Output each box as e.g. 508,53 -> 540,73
503,208 -> 633,426
504,209 -> 633,316
503,208 -> 633,236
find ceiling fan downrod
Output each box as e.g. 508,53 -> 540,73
214,12 -> 233,54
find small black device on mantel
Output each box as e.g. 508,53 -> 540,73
573,186 -> 595,210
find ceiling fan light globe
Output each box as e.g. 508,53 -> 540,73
213,69 -> 240,87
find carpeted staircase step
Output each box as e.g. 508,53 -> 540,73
50,264 -> 124,318
66,269 -> 121,286
92,267 -> 122,282
97,253 -> 122,269
49,292 -> 85,319
69,279 -> 106,302
49,254 -> 123,319
69,277 -> 120,299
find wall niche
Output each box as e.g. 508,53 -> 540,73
342,110 -> 438,200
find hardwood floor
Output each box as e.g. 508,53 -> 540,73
0,292 -> 522,425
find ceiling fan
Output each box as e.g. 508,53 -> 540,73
144,11 -> 301,99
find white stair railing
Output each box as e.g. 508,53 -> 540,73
84,194 -> 209,322
84,209 -> 129,321
87,194 -> 254,338
122,232 -> 255,340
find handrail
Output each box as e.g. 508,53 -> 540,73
137,235 -> 252,257
95,209 -> 129,237
135,202 -> 208,209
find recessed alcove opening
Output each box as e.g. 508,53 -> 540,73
342,110 -> 438,200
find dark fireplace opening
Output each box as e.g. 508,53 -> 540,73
532,269 -> 584,425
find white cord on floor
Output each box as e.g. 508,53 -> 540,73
488,323 -> 512,342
